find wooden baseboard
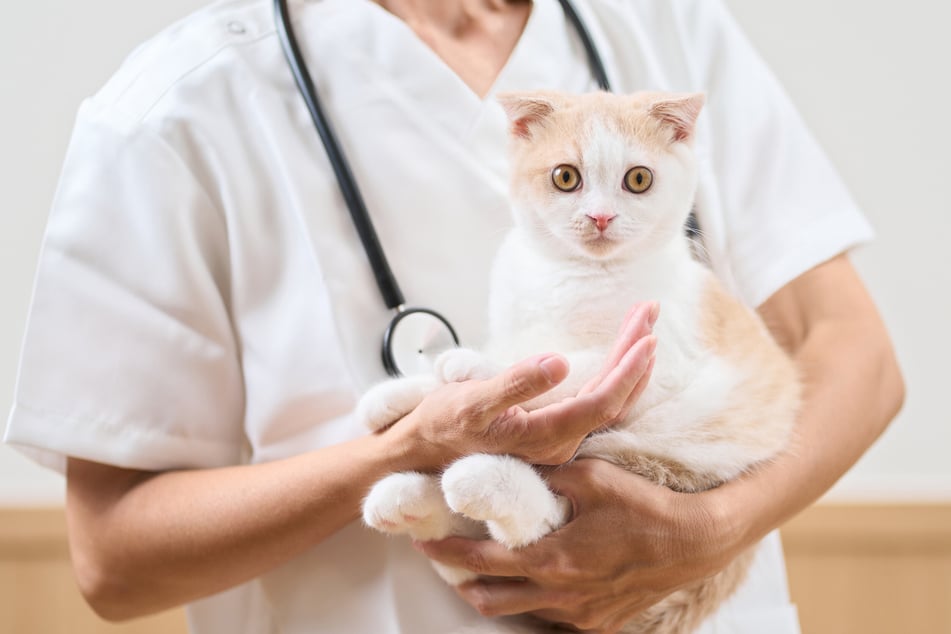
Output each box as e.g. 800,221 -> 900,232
0,508 -> 187,634
782,504 -> 951,553
781,504 -> 951,634
2,505 -> 950,633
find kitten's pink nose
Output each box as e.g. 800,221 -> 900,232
587,213 -> 616,232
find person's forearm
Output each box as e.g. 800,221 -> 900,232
709,312 -> 904,550
67,429 -> 418,621
62,311 -> 659,622
59,312 -> 654,620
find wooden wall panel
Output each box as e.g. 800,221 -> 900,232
0,508 -> 186,634
2,505 -> 950,633
781,505 -> 951,634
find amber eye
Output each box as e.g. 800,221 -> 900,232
624,166 -> 653,194
551,165 -> 582,192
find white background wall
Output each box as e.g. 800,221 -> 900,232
1,0 -> 949,504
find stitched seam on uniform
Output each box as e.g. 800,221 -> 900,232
11,400 -> 242,453
136,29 -> 277,123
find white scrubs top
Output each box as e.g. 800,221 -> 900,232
6,0 -> 872,632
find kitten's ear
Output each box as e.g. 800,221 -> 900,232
649,93 -> 706,143
497,92 -> 556,140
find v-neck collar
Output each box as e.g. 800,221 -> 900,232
489,0 -> 585,96
367,0 -> 539,102
310,0 -> 583,138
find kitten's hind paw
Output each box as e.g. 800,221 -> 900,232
362,472 -> 456,541
354,375 -> 440,431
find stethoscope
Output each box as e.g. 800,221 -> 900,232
273,0 -> 611,377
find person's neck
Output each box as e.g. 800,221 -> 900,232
372,0 -> 532,98
374,0 -> 520,35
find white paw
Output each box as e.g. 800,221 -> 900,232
432,561 -> 479,586
441,455 -> 570,548
435,348 -> 498,384
355,375 -> 440,431
363,472 -> 456,541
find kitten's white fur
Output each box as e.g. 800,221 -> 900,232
359,91 -> 797,634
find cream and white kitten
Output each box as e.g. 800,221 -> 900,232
358,91 -> 800,634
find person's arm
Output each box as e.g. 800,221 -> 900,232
712,253 -> 904,544
66,303 -> 658,621
416,254 -> 904,632
66,434 -> 417,621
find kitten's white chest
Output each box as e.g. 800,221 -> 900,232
485,228 -> 708,404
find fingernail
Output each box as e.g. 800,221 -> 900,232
539,355 -> 563,383
648,302 -> 660,328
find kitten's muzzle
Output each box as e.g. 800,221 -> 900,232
586,213 -> 616,232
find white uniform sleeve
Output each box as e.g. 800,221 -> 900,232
4,101 -> 246,473
679,0 -> 874,306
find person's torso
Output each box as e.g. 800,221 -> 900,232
93,1 -> 794,631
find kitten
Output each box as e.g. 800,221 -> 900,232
358,90 -> 800,634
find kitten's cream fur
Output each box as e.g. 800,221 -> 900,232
358,91 -> 800,634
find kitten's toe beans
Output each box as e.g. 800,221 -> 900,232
355,376 -> 440,431
362,472 -> 454,541
435,348 -> 497,383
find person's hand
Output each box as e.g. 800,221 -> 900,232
414,459 -> 742,633
390,302 -> 658,471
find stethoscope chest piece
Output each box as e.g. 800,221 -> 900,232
382,307 -> 460,377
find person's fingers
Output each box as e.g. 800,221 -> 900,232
527,334 -> 656,438
481,353 -> 569,416
454,579 -> 560,618
591,333 -> 656,414
602,303 -> 647,369
546,459 -> 660,511
616,354 -> 656,420
610,302 -> 658,369
579,302 -> 657,397
529,607 -> 622,634
413,536 -> 535,578
543,459 -> 605,509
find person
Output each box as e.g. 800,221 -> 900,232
5,0 -> 903,632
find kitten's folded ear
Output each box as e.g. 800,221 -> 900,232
649,93 -> 706,143
497,92 -> 557,140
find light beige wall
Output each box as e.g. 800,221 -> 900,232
2,0 -> 949,502
0,0 -> 212,502
721,0 -> 951,500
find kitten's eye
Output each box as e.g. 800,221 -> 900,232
551,165 -> 582,192
624,167 -> 653,194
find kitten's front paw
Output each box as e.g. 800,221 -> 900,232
435,348 -> 498,383
432,562 -> 479,586
355,376 -> 440,431
441,454 -> 570,548
362,472 -> 455,541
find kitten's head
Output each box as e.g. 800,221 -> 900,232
498,90 -> 704,262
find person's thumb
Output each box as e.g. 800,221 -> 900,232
484,353 -> 569,415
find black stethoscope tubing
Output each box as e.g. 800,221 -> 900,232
555,0 -> 612,92
274,0 -> 405,310
274,0 -> 611,375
